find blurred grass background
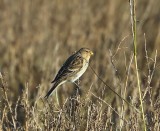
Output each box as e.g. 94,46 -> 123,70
0,0 -> 160,130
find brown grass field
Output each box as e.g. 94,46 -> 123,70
0,0 -> 160,130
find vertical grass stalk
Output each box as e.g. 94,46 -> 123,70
129,0 -> 146,130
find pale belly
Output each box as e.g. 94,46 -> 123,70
70,63 -> 88,82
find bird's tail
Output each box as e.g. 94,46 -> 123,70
44,81 -> 61,99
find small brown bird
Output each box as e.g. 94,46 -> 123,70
44,48 -> 93,98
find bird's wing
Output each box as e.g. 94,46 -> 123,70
44,80 -> 62,98
51,54 -> 83,83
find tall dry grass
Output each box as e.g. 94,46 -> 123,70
0,0 -> 160,130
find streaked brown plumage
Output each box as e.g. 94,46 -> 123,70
44,48 -> 93,98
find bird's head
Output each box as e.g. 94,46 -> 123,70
78,48 -> 94,61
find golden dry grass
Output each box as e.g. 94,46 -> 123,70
0,0 -> 160,130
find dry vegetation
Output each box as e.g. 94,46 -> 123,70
0,0 -> 160,130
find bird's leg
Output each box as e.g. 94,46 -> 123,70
73,81 -> 81,97
74,80 -> 81,90
75,78 -> 81,87
77,78 -> 81,86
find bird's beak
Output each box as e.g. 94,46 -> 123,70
90,51 -> 94,56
